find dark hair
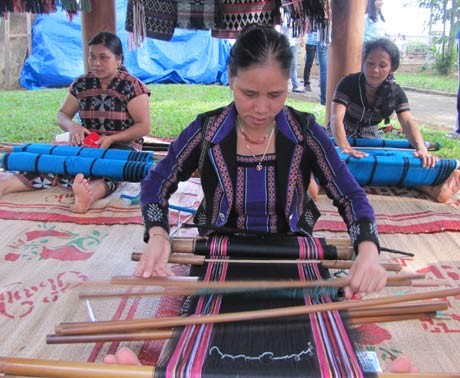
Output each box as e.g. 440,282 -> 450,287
363,38 -> 400,72
228,25 -> 293,78
88,31 -> 125,68
366,0 -> 385,23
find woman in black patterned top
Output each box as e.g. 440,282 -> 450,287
328,39 -> 432,163
328,38 -> 460,203
0,32 -> 151,213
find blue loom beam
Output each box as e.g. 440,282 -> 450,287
330,137 -> 439,150
12,144 -> 155,162
1,152 -> 154,182
337,148 -> 458,186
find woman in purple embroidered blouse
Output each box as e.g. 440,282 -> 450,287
137,25 -> 387,301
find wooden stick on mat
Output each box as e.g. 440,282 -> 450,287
46,300 -> 448,344
55,288 -> 460,336
77,273 -> 425,299
2,356 -> 460,378
132,252 -> 403,271
0,356 -> 153,378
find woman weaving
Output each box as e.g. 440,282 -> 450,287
104,26 -> 419,374
0,32 -> 151,213
328,38 -> 460,203
137,25 -> 387,296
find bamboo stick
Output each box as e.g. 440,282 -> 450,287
110,272 -> 425,287
55,288 -> 460,336
133,252 -> 403,272
48,300 -> 446,345
48,300 -> 447,345
343,300 -> 447,318
347,312 -> 436,325
0,356 -> 153,378
77,273 -> 425,299
46,329 -> 174,344
2,356 -> 459,378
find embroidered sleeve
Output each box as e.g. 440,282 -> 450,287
348,218 -> 380,253
141,203 -> 170,242
140,115 -> 204,242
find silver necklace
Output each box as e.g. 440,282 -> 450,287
244,126 -> 275,171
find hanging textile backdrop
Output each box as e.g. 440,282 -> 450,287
19,0 -> 232,89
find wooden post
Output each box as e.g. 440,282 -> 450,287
81,0 -> 116,72
3,16 -> 10,89
325,0 -> 366,122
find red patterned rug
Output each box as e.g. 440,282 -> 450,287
0,175 -> 458,234
0,177 -> 202,227
314,186 -> 460,234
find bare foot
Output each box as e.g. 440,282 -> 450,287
71,173 -> 93,213
104,347 -> 140,365
418,169 -> 460,203
386,356 -> 419,373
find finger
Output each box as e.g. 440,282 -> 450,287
134,255 -> 147,277
376,274 -> 387,292
343,286 -> 353,299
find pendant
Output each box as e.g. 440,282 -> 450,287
256,163 -> 263,171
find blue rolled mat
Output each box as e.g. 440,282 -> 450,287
12,144 -> 155,162
331,137 -> 440,151
1,152 -> 154,182
338,148 -> 458,186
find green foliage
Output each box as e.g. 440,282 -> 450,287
432,48 -> 456,75
394,72 -> 458,93
0,83 -> 458,159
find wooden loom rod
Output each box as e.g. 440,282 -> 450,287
76,273 -> 426,299
347,311 -> 436,325
57,299 -> 447,329
45,312 -> 436,345
47,329 -> 174,344
0,356 -> 154,378
55,288 -> 460,336
2,357 -> 459,378
133,252 -> 403,271
109,272 -> 425,288
48,300 -> 447,345
169,237 -> 353,259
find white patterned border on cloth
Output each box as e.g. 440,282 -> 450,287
126,0 -> 177,41
211,0 -> 278,39
177,0 -> 222,30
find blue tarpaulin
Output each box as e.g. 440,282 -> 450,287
20,0 -> 232,89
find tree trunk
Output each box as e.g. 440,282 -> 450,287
81,0 -> 116,72
326,0 -> 366,122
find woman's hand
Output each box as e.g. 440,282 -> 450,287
343,241 -> 387,299
68,123 -> 90,146
414,149 -> 438,168
340,146 -> 369,159
135,228 -> 173,277
96,135 -> 115,149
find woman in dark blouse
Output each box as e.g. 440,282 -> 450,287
329,38 -> 460,203
0,32 -> 151,213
